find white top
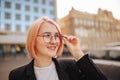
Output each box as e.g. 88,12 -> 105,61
34,62 -> 59,80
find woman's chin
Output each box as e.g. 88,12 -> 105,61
46,52 -> 57,58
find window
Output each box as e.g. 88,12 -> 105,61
5,24 -> 11,31
25,0 -> 30,1
25,5 -> 30,11
5,1 -> 11,8
34,7 -> 38,12
75,28 -> 88,37
42,8 -> 46,13
26,25 -> 29,31
50,10 -> 54,15
34,0 -> 38,3
16,3 -> 21,10
49,1 -> 54,6
99,21 -> 103,27
74,18 -> 79,25
79,19 -> 83,25
34,16 -> 38,20
83,19 -> 87,26
16,24 -> 21,31
95,21 -> 99,27
52,18 -> 55,21
91,20 -> 94,26
16,14 -> 21,20
42,0 -> 46,4
5,12 -> 11,19
25,15 -> 30,21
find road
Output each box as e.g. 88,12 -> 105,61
0,54 -> 120,80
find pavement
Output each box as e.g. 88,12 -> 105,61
0,54 -> 31,80
0,54 -> 120,80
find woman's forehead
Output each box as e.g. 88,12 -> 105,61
38,22 -> 59,34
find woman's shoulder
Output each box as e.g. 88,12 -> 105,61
56,57 -> 86,79
10,64 -> 27,74
9,60 -> 34,80
57,57 -> 75,64
9,64 -> 27,80
56,57 -> 77,69
9,64 -> 27,77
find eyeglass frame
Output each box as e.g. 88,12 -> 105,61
37,33 -> 63,43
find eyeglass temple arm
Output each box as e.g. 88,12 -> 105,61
60,35 -> 67,39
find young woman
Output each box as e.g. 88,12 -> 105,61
9,17 -> 107,80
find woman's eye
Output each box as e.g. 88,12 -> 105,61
43,33 -> 50,37
55,35 -> 59,37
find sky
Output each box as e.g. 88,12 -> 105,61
57,0 -> 120,20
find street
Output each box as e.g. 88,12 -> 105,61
0,54 -> 31,80
0,54 -> 120,80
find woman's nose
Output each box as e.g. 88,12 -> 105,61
50,36 -> 56,42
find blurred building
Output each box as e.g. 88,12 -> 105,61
59,8 -> 120,50
0,0 -> 57,55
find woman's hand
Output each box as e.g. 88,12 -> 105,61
62,35 -> 84,61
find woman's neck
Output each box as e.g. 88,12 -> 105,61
34,56 -> 53,68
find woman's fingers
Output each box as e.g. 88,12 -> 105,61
61,35 -> 84,60
62,35 -> 79,45
62,35 -> 70,46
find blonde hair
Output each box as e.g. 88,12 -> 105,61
26,17 -> 63,59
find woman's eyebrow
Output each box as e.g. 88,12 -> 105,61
41,32 -> 59,35
55,32 -> 59,35
41,32 -> 51,34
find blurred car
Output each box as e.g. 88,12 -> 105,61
90,44 -> 120,61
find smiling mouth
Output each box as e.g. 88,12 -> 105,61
47,46 -> 57,51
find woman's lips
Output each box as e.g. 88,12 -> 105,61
47,46 -> 56,51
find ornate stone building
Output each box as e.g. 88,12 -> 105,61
59,8 -> 120,50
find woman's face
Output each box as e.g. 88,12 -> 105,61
36,22 -> 61,58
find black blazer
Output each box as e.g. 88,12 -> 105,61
9,55 -> 107,80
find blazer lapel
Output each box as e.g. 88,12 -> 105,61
25,59 -> 70,80
53,58 -> 70,80
26,60 -> 36,80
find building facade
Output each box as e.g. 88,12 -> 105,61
0,0 -> 57,55
59,8 -> 120,50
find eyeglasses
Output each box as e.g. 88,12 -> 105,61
37,32 -> 62,43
